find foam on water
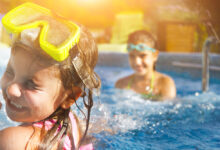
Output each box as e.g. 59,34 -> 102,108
90,88 -> 220,149
91,66 -> 220,149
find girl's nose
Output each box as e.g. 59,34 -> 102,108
134,57 -> 142,65
6,82 -> 22,98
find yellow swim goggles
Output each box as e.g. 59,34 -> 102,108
2,2 -> 80,61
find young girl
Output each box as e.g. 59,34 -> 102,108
0,3 -> 100,150
115,30 -> 176,100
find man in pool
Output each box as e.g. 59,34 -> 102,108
115,30 -> 176,100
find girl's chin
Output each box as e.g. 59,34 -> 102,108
8,115 -> 37,123
135,68 -> 148,74
136,71 -> 147,75
134,67 -> 149,74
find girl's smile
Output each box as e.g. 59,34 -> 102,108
129,50 -> 156,75
5,96 -> 27,111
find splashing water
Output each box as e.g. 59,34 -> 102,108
89,66 -> 220,150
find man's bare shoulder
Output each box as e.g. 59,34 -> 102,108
0,125 -> 34,150
115,74 -> 133,89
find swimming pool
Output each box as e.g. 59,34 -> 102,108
0,50 -> 220,150
92,65 -> 220,150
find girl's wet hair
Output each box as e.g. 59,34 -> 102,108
127,30 -> 157,49
15,25 -> 101,149
45,25 -> 100,149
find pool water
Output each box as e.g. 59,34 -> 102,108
91,66 -> 220,150
0,54 -> 220,149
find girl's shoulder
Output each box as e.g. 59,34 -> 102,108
155,72 -> 174,84
0,124 -> 34,150
115,74 -> 134,89
155,71 -> 176,99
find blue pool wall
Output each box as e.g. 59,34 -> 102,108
97,52 -> 220,79
1,47 -> 220,79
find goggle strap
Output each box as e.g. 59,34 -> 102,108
127,43 -> 156,52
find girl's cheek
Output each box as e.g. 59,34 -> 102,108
144,58 -> 153,65
23,91 -> 44,106
1,75 -> 9,92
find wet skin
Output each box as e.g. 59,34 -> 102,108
115,41 -> 176,100
129,50 -> 157,76
1,46 -> 69,123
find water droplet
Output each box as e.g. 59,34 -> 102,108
195,92 -> 199,96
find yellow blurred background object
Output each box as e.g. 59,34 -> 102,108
98,43 -> 127,53
111,12 -> 144,44
0,0 -> 218,53
158,21 -> 197,52
0,22 -> 11,46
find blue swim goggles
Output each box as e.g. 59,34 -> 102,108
127,43 -> 156,52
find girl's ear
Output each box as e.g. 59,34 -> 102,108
61,86 -> 82,109
153,50 -> 159,62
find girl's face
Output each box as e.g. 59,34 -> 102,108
1,46 -> 69,122
128,42 -> 158,75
